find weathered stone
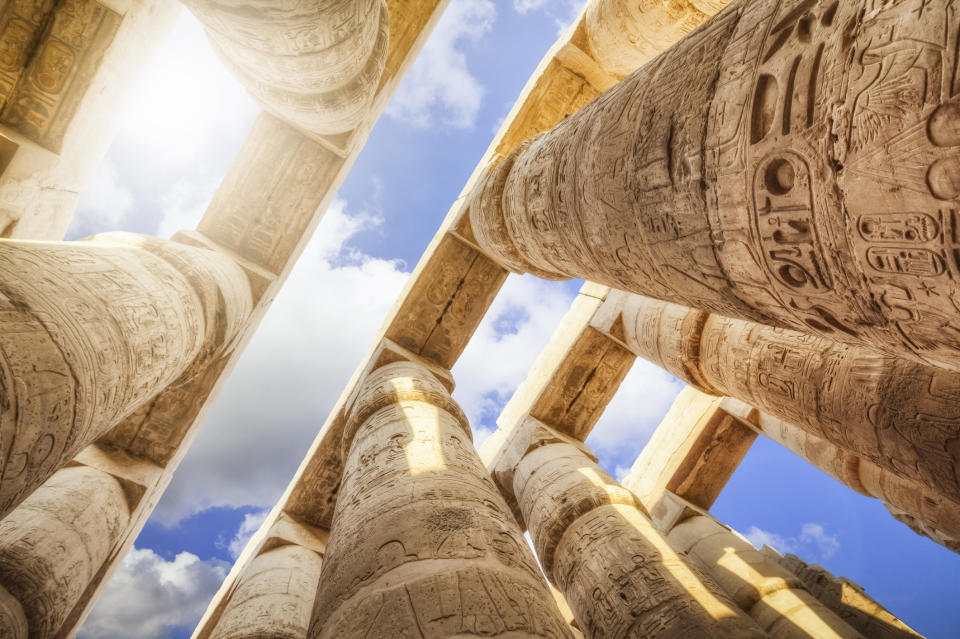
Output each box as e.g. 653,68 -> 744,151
470,0 -> 960,372
210,545 -> 323,639
584,0 -> 732,77
0,233 -> 251,516
185,0 -> 389,135
771,550 -> 923,639
514,441 -> 767,639
309,361 -> 573,639
666,514 -> 863,639
622,294 -> 960,505
0,466 -> 130,639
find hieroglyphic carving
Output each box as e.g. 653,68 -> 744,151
310,361 -> 573,639
184,0 -> 388,135
0,0 -> 58,108
197,114 -> 343,275
624,294 -> 960,504
470,0 -> 960,371
0,0 -> 121,151
210,545 -> 323,639
771,550 -> 923,638
665,512 -> 863,638
0,233 -> 251,517
513,440 -> 767,638
0,466 -> 130,639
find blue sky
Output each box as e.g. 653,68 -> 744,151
69,2 -> 959,637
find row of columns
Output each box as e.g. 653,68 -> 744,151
468,0 -> 960,373
193,1 -> 749,636
620,294 -> 960,508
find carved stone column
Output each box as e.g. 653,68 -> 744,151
210,545 -> 324,639
514,440 -> 767,638
769,550 -> 923,638
752,412 -> 960,554
184,0 -> 389,135
666,515 -> 862,639
308,361 -> 573,639
585,0 -> 734,77
0,233 -> 251,516
469,0 -> 960,372
0,465 -> 131,639
623,294 -> 960,506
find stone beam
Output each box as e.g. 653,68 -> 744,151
622,294 -> 960,507
194,2 -> 732,634
469,0 -> 960,373
0,0 -> 179,240
622,386 -> 758,511
480,285 -> 636,516
0,232 -> 251,517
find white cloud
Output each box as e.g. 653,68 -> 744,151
386,0 -> 496,129
512,0 -> 587,34
219,509 -> 270,559
513,0 -> 549,14
73,161 -> 135,231
452,275 -> 577,446
586,360 -> 684,460
78,547 -> 228,639
151,200 -> 409,523
746,523 -> 841,561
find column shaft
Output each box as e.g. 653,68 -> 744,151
469,0 -> 960,372
0,465 -> 130,639
623,294 -> 960,505
183,0 -> 388,135
666,515 -> 862,638
773,552 -> 922,638
585,0 -> 733,77
753,412 -> 960,553
309,361 -> 573,639
210,545 -> 323,639
514,441 -> 767,639
0,233 -> 251,516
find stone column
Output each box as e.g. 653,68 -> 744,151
585,0 -> 733,77
469,0 -> 960,372
184,0 -> 389,135
0,465 -> 131,639
210,544 -> 324,639
514,440 -> 767,639
753,412 -> 960,554
308,361 -> 573,639
769,550 -> 923,639
623,294 -> 960,506
666,515 -> 862,639
0,232 -> 251,516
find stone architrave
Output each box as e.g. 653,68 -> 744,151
0,465 -> 131,639
513,439 -> 768,639
0,233 -> 251,516
622,294 -> 960,505
666,514 -> 863,639
308,361 -> 573,639
469,0 -> 960,372
210,545 -> 324,639
769,550 -> 923,639
184,0 -> 389,135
